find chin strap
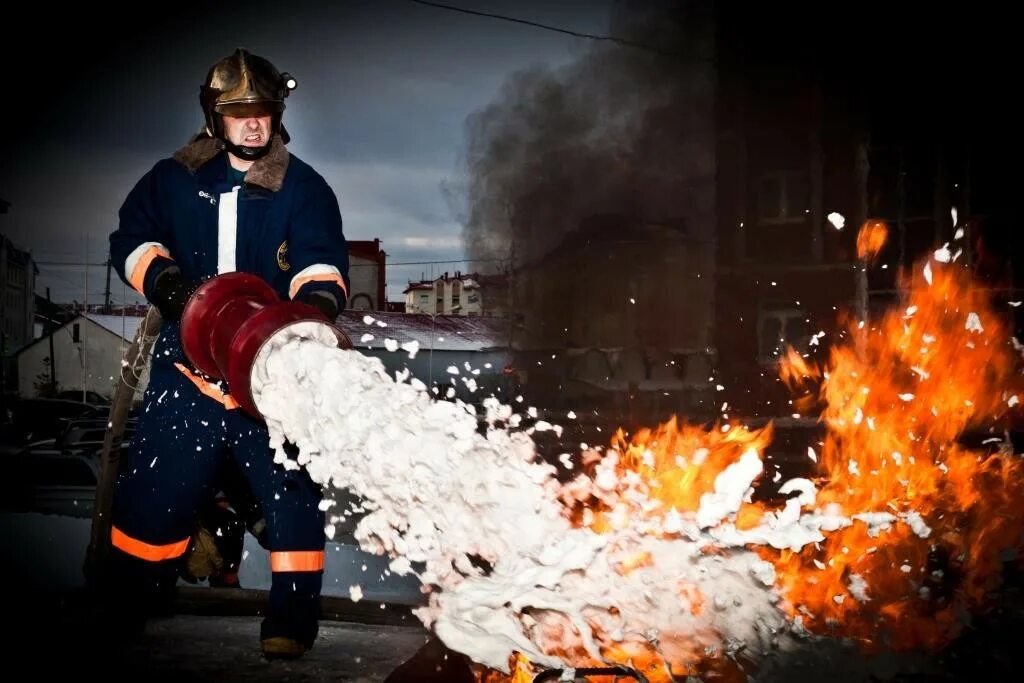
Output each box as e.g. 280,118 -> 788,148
221,133 -> 275,161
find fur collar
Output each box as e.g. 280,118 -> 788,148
171,135 -> 289,192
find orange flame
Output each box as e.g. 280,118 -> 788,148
476,653 -> 535,683
857,220 -> 889,262
477,255 -> 1024,682
774,260 -> 1024,648
608,418 -> 771,517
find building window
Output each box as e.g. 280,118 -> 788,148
419,294 -> 429,303
758,306 -> 808,363
467,293 -> 479,304
756,171 -> 809,225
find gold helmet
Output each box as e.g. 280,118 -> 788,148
200,48 -> 297,159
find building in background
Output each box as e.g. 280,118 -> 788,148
510,214 -> 715,421
347,239 -> 386,311
713,4 -> 1022,416
16,314 -> 147,401
1,234 -> 38,393
403,271 -> 508,317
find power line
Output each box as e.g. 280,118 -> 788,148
353,257 -> 506,267
405,0 -> 681,57
38,257 -> 509,268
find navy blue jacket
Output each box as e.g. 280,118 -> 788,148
110,137 -> 349,370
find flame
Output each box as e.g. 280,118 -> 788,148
608,418 -> 771,517
476,254 -> 1024,682
857,220 -> 889,262
476,653 -> 535,683
774,259 -> 1024,648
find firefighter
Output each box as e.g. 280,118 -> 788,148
104,48 -> 348,659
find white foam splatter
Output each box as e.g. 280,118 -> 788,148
902,511 -> 932,538
401,340 -> 420,358
965,312 -> 984,333
695,450 -> 762,529
247,323 -> 828,673
848,574 -> 870,602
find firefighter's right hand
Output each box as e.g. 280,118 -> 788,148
151,269 -> 200,322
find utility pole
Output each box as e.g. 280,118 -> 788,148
104,258 -> 112,313
83,252 -> 88,402
47,287 -> 56,394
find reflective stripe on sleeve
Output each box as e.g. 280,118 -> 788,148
125,242 -> 171,294
288,264 -> 347,300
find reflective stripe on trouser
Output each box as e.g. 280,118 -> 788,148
110,362 -> 326,646
111,526 -> 190,561
271,550 -> 325,572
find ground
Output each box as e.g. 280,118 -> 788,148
13,587 -> 436,682
10,576 -> 1024,683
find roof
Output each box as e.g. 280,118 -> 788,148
85,314 -> 144,342
337,311 -> 506,352
403,272 -> 508,294
16,310 -> 504,356
13,313 -> 145,357
348,239 -> 385,261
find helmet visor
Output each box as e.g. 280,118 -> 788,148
215,101 -> 283,118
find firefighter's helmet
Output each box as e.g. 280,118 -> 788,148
200,48 -> 297,159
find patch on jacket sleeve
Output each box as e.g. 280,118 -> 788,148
276,240 -> 290,271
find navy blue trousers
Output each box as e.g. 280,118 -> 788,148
109,362 -> 325,647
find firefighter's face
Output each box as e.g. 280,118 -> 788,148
222,115 -> 272,148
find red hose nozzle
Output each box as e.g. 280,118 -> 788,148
179,272 -> 351,419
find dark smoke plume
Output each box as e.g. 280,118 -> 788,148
460,0 -> 716,269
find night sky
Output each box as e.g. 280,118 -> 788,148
2,1 -> 1019,307
1,0 -> 611,305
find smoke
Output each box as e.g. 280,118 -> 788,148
460,0 -> 716,269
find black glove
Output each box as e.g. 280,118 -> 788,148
297,290 -> 339,321
151,269 -> 200,322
